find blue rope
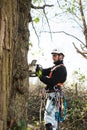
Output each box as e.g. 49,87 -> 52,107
55,96 -> 67,122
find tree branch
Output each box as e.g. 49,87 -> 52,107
70,16 -> 83,29
31,3 -> 53,45
73,42 -> 87,59
31,4 -> 54,9
41,30 -> 85,46
57,0 -> 61,8
31,21 -> 40,48
43,9 -> 52,40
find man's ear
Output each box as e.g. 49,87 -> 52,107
62,55 -> 64,60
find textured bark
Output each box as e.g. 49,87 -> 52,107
0,0 -> 31,130
79,0 -> 87,46
0,1 -> 14,129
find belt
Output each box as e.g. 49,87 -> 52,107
46,86 -> 62,93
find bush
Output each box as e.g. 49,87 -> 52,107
28,85 -> 87,130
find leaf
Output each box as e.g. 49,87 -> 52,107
85,103 -> 87,107
33,0 -> 37,3
33,0 -> 42,4
29,42 -> 33,47
34,17 -> 40,23
74,70 -> 78,75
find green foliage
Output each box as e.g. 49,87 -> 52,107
34,17 -> 40,23
29,42 -> 33,47
19,121 -> 26,130
60,87 -> 87,130
72,68 -> 86,85
12,120 -> 27,130
28,85 -> 87,130
61,0 -> 77,14
61,0 -> 87,16
32,0 -> 43,4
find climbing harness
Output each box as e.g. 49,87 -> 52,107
55,86 -> 67,130
45,86 -> 67,130
54,86 -> 67,122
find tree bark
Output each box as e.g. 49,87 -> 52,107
0,0 -> 31,130
79,0 -> 87,46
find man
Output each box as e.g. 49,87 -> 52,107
36,49 -> 67,130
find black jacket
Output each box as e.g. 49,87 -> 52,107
40,60 -> 67,90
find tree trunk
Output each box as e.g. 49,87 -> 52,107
0,0 -> 31,130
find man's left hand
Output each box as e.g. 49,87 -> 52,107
36,64 -> 42,78
36,69 -> 42,78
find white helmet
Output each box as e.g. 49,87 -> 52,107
51,49 -> 59,54
51,48 -> 64,56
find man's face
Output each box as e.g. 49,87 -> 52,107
52,54 -> 59,62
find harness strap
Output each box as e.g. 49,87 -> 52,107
49,64 -> 64,87
57,83 -> 64,87
49,64 -> 64,78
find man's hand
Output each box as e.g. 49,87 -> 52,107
36,64 -> 42,78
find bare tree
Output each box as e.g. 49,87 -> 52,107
56,0 -> 87,59
73,0 -> 87,59
31,0 -> 87,59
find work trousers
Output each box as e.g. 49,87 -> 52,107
44,92 -> 58,130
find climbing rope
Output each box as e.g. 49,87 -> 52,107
55,94 -> 67,122
54,87 -> 67,130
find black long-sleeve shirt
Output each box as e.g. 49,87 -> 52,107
40,60 -> 67,90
